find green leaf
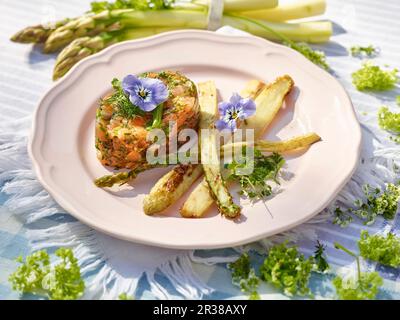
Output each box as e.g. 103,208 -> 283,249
352,62 -> 398,91
227,150 -> 285,202
333,241 -> 383,300
9,250 -> 51,296
378,106 -> 400,143
313,241 -> 330,272
228,253 -> 260,300
333,272 -> 383,300
358,230 -> 400,268
259,242 -> 314,297
9,248 -> 85,300
333,183 -> 400,226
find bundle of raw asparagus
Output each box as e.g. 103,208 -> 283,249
11,0 -> 332,80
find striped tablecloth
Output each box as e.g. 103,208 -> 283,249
1,0 -> 400,299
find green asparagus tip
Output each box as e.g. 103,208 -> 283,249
10,26 -> 49,44
221,204 -> 241,219
94,170 -> 137,188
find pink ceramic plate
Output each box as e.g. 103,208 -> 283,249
29,30 -> 361,249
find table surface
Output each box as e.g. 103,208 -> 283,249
1,0 -> 400,300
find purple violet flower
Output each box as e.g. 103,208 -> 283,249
122,74 -> 169,112
215,93 -> 256,132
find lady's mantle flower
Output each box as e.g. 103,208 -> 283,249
215,93 -> 256,131
122,74 -> 169,112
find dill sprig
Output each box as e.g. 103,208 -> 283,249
102,78 -> 144,119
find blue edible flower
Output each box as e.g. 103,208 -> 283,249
215,93 -> 256,132
122,74 -> 169,112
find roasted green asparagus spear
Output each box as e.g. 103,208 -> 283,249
94,169 -> 140,187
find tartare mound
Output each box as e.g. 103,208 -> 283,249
95,71 -> 199,169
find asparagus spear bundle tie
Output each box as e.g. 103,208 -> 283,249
207,0 -> 224,31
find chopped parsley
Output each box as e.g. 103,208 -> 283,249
358,230 -> 400,268
378,106 -> 400,144
9,248 -> 85,300
228,253 -> 260,300
350,45 -> 379,58
351,62 -> 398,91
226,149 -> 285,201
260,242 -> 314,297
333,242 -> 383,300
333,183 -> 400,226
102,78 -> 144,119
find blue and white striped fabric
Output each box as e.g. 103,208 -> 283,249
1,0 -> 400,300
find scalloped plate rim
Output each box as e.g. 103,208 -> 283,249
28,30 -> 362,249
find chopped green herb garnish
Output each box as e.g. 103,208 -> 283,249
313,241 -> 330,273
103,78 -> 144,119
352,62 -> 398,91
358,230 -> 400,268
226,149 -> 285,201
333,242 -> 383,300
334,183 -> 400,226
260,242 -> 314,297
378,106 -> 400,143
228,253 -> 260,300
350,45 -> 379,58
396,95 -> 400,106
9,248 -> 85,300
